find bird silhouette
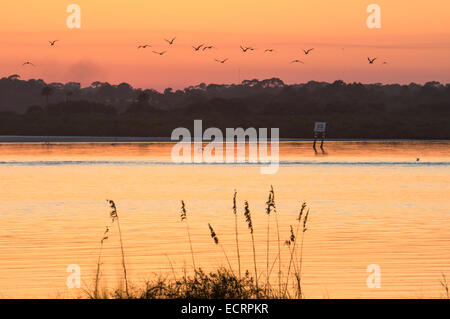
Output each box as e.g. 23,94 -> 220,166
152,50 -> 166,56
49,40 -> 59,46
203,45 -> 215,51
214,58 -> 228,64
192,44 -> 204,51
138,44 -> 151,49
164,37 -> 176,45
240,45 -> 254,52
22,61 -> 35,66
368,57 -> 377,64
290,59 -> 304,64
303,48 -> 314,55
264,49 -> 275,53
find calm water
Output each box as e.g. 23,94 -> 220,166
0,141 -> 449,298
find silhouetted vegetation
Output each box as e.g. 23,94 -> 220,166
0,76 -> 449,138
102,268 -> 263,299
89,189 -> 310,299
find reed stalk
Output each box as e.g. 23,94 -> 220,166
440,274 -> 449,299
208,223 -> 234,276
244,200 -> 258,296
164,254 -> 178,283
269,186 -> 282,292
107,199 -> 129,298
232,190 -> 241,279
265,188 -> 272,293
94,226 -> 109,298
181,200 -> 196,270
296,208 -> 309,298
284,202 -> 306,297
283,225 -> 296,298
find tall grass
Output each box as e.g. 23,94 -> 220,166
94,226 -> 109,298
244,200 -> 259,297
266,185 -> 282,292
265,189 -> 271,293
232,190 -> 241,279
92,188 -> 314,299
441,274 -> 449,299
87,190 -> 448,299
295,208 -> 309,298
180,200 -> 196,270
106,199 -> 129,298
284,202 -> 307,297
208,223 -> 234,276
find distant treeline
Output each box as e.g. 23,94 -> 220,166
0,75 -> 449,138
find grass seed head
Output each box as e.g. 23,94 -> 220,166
101,226 -> 109,243
244,201 -> 253,234
180,200 -> 187,221
297,202 -> 307,221
265,185 -> 276,215
303,208 -> 310,233
208,223 -> 219,245
290,225 -> 296,242
106,199 -> 118,223
232,190 -> 237,215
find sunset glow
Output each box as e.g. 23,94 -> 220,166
0,1 -> 449,303
1,0 -> 449,90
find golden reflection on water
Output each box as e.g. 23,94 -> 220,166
0,141 -> 449,298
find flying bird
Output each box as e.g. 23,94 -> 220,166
203,45 -> 215,51
152,50 -> 166,56
192,44 -> 204,51
368,57 -> 377,64
214,58 -> 228,64
49,40 -> 59,46
240,45 -> 254,52
22,61 -> 35,66
264,49 -> 275,53
138,44 -> 151,49
303,48 -> 314,55
164,37 -> 176,45
290,59 -> 304,64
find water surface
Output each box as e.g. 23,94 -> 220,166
0,141 -> 449,298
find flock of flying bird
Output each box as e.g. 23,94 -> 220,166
21,37 -> 386,67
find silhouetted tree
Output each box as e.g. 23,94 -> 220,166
65,91 -> 73,103
41,86 -> 54,105
8,74 -> 20,81
0,76 -> 448,139
137,91 -> 150,104
26,105 -> 44,114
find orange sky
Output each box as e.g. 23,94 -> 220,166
0,0 -> 449,90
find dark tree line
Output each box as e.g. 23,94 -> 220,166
0,75 -> 448,138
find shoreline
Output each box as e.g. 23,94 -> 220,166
0,136 -> 449,143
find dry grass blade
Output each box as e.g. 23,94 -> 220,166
208,223 -> 219,244
284,202 -> 307,297
265,188 -> 272,293
441,274 -> 449,299
180,200 -> 196,270
233,190 -> 241,279
208,223 -> 234,275
94,226 -> 109,298
106,199 -> 129,298
244,200 -> 258,296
